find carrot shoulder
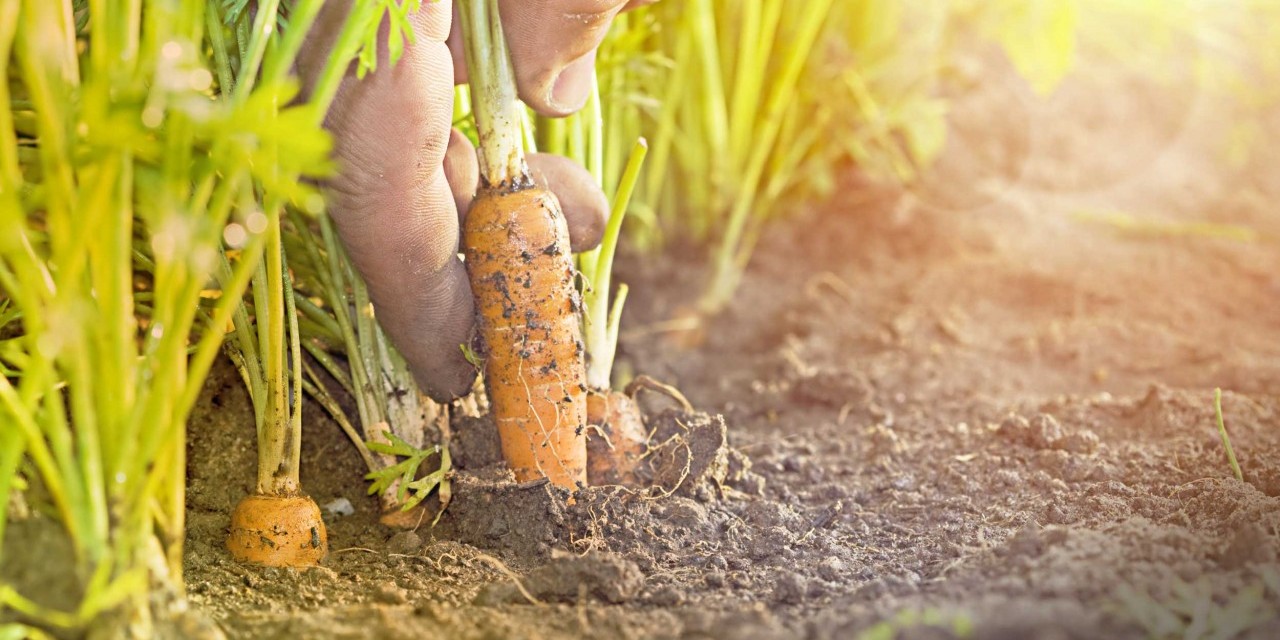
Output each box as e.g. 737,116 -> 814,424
464,187 -> 588,489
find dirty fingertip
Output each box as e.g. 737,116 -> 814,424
544,51 -> 598,117
528,153 -> 608,252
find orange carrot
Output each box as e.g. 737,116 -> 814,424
457,0 -> 590,490
585,389 -> 647,486
227,494 -> 328,567
464,187 -> 589,488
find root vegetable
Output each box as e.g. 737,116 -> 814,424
227,494 -> 328,567
459,0 -> 589,490
221,203 -> 327,566
585,389 -> 648,486
464,187 -> 589,488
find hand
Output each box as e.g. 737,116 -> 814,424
298,1 -> 646,401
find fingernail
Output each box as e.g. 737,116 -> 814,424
547,51 -> 597,116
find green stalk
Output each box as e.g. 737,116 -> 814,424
206,3 -> 235,94
541,112 -> 567,156
0,377 -> 73,551
221,253 -> 265,417
457,0 -> 530,185
520,106 -> 538,154
582,139 -> 647,390
577,78 -> 604,288
231,0 -> 281,101
257,213 -> 296,495
702,0 -> 835,312
177,208 -> 269,434
0,424 -> 22,561
350,257 -> 390,422
691,0 -> 728,204
284,248 -> 305,492
640,8 -> 693,241
300,364 -> 378,473
95,155 -> 137,506
293,292 -> 343,342
318,215 -> 377,432
586,74 -> 605,186
301,339 -> 356,399
16,1 -> 78,245
598,15 -> 627,194
1214,388 -> 1244,482
260,0 -> 325,89
728,0 -> 783,164
0,587 -> 82,630
568,111 -> 587,170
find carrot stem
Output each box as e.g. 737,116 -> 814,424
583,139 -> 648,390
256,215 -> 300,496
457,0 -> 529,187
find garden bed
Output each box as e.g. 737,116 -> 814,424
177,50 -> 1280,639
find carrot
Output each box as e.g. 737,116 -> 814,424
587,376 -> 694,486
464,188 -> 589,487
458,0 -> 588,489
585,389 -> 647,486
222,211 -> 328,566
227,494 -> 328,567
571,132 -> 652,485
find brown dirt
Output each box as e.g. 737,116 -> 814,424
186,47 -> 1280,640
8,37 -> 1278,640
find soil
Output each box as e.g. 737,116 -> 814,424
9,33 -> 1280,640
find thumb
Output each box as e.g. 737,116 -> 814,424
498,0 -> 656,116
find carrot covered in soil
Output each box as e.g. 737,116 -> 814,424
458,0 -> 588,489
586,389 -> 647,485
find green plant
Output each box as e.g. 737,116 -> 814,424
365,431 -> 451,524
857,606 -> 974,640
221,224 -> 330,567
1,0 -> 302,629
533,75 -> 649,393
605,0 -> 1089,313
579,138 -> 647,391
614,0 -> 950,311
1213,388 -> 1244,483
628,0 -> 835,313
286,208 -> 455,515
0,0 -> 417,633
220,224 -> 309,498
